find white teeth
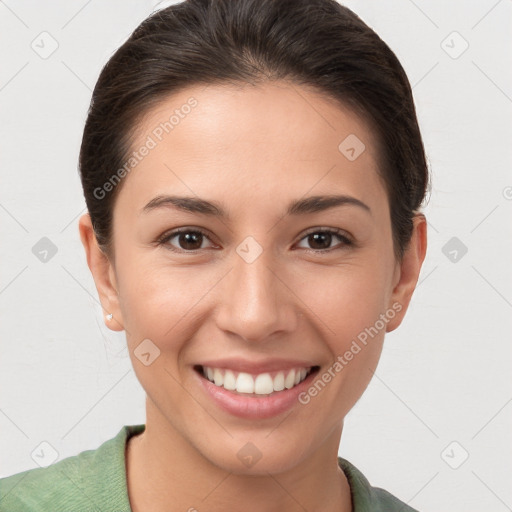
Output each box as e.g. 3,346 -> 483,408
236,372 -> 254,393
273,371 -> 285,391
254,374 -> 274,395
284,369 -> 296,389
201,366 -> 312,395
223,370 -> 237,390
213,368 -> 224,386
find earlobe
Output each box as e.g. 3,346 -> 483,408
78,213 -> 125,332
385,213 -> 427,333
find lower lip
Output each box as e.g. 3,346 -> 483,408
194,367 -> 319,419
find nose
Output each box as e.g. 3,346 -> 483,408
214,246 -> 299,343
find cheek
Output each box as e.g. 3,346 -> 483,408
116,256 -> 221,346
301,262 -> 390,340
117,260 -> 215,405
300,265 -> 389,400
299,282 -> 387,422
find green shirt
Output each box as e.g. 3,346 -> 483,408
0,424 -> 419,511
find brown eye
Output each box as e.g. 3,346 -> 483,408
175,231 -> 204,250
307,232 -> 333,250
158,229 -> 214,252
296,229 -> 352,252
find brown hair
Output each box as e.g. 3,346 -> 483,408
79,0 -> 430,262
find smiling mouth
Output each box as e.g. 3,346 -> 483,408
194,364 -> 320,396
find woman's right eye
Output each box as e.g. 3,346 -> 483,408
157,228 -> 216,252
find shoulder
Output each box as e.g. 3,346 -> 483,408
338,456 -> 420,512
0,424 -> 144,512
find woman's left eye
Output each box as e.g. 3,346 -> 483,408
296,229 -> 353,252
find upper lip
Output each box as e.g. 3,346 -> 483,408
195,358 -> 318,374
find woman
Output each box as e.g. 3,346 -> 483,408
0,0 -> 428,510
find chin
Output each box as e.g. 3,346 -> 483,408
198,436 -> 308,476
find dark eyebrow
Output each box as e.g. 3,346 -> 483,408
142,195 -> 227,217
286,195 -> 371,216
141,194 -> 371,218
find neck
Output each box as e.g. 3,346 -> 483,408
126,401 -> 352,512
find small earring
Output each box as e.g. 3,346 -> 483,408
106,313 -> 113,321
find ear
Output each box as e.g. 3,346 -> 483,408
385,213 -> 427,333
78,213 -> 125,331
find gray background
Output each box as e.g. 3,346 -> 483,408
1,1 -> 511,510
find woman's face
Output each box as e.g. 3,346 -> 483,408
82,80 -> 424,474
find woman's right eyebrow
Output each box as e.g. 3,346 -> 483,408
141,195 -> 225,217
140,194 -> 371,219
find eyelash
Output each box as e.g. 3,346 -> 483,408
156,227 -> 354,254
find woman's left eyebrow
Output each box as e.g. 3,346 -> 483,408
141,194 -> 371,219
287,194 -> 371,216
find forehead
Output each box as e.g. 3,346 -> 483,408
134,80 -> 378,157
120,80 -> 385,215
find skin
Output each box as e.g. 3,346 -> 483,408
79,80 -> 427,512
